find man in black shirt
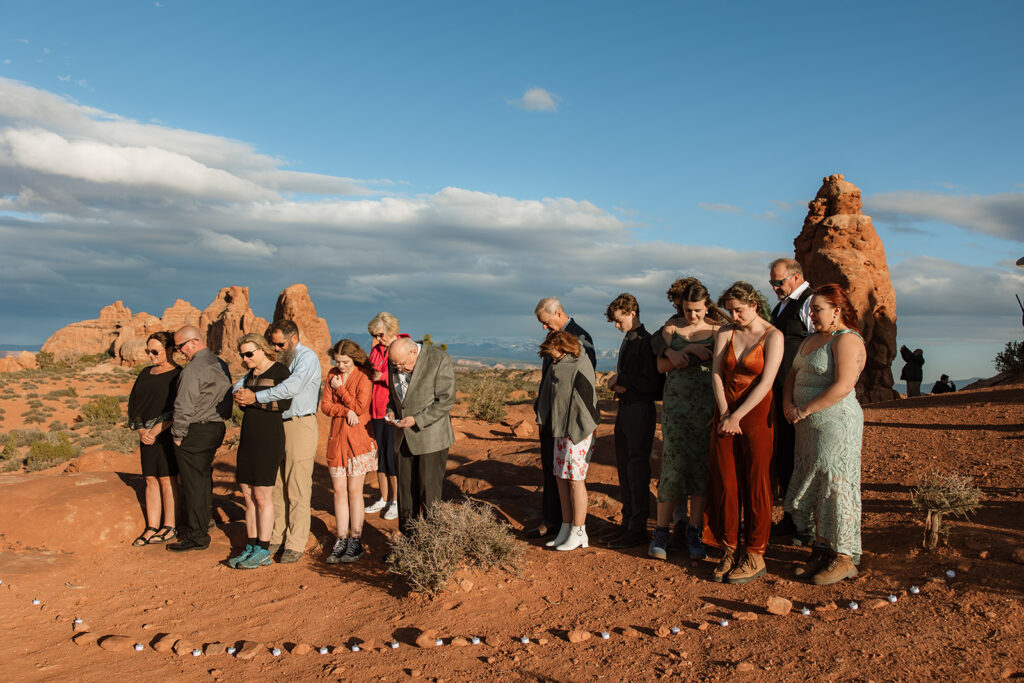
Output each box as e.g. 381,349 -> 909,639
604,293 -> 663,549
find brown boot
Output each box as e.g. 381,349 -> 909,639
812,554 -> 858,585
794,544 -> 834,579
711,548 -> 737,583
726,551 -> 767,585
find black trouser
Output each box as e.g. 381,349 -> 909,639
774,396 -> 795,498
174,422 -> 225,546
538,425 -> 562,529
396,441 -> 449,537
614,401 -> 655,534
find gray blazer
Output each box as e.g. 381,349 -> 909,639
388,344 -> 456,455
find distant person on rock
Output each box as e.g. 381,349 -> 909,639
529,297 -> 596,541
321,339 -> 377,564
768,258 -> 816,544
900,345 -> 925,397
649,278 -> 726,561
366,312 -> 411,521
705,282 -> 783,585
234,319 -> 322,564
931,374 -> 956,394
127,331 -> 182,546
227,334 -> 291,570
603,293 -> 662,552
783,284 -> 866,585
169,325 -> 232,552
535,330 -> 600,551
387,336 -> 456,537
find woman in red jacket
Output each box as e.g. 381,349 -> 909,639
320,339 -> 377,564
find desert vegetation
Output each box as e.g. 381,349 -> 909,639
993,339 -> 1024,376
912,472 -> 983,549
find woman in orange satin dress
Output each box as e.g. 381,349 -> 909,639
704,281 -> 783,584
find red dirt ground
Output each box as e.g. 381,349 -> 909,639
1,367 -> 1022,682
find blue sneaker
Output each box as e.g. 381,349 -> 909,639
648,527 -> 669,560
686,526 -> 707,560
227,544 -> 253,568
238,546 -> 272,569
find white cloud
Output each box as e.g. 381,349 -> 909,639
866,190 -> 1024,243
57,74 -> 70,82
698,201 -> 743,214
510,87 -> 560,112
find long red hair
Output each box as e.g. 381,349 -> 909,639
813,284 -> 859,331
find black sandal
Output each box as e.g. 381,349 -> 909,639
133,526 -> 159,546
148,525 -> 176,544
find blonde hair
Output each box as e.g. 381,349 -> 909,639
368,311 -> 400,336
238,332 -> 276,360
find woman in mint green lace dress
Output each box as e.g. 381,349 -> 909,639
783,284 -> 866,586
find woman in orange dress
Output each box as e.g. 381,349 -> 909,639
320,339 -> 377,564
704,281 -> 783,584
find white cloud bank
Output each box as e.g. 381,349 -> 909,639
509,87 -> 560,112
866,190 -> 1024,243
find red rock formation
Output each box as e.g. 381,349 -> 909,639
272,284 -> 331,370
199,286 -> 268,371
160,299 -> 202,331
41,301 -> 133,359
0,351 -> 38,373
112,313 -> 164,366
794,174 -> 899,403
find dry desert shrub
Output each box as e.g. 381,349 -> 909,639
386,499 -> 524,597
464,373 -> 507,423
912,472 -> 982,549
993,340 -> 1024,375
81,395 -> 123,425
25,432 -> 78,471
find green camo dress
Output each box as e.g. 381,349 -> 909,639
657,333 -> 714,501
784,330 -> 863,557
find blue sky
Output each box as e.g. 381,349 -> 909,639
1,1 -> 1022,382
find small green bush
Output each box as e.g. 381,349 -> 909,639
230,404 -> 245,427
44,386 -> 78,399
23,413 -> 47,424
35,351 -> 56,370
25,432 -> 78,471
8,428 -> 46,447
1,435 -> 17,460
994,340 -> 1024,375
81,396 -> 123,424
386,499 -> 524,597
464,374 -> 507,423
100,427 -> 138,454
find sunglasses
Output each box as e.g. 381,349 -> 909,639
175,338 -> 198,351
145,349 -> 161,356
769,273 -> 796,288
240,351 -> 257,359
272,341 -> 287,349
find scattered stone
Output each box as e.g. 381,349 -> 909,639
73,632 -> 100,646
1010,548 -> 1024,565
697,623 -> 710,631
142,623 -> 154,630
409,670 -> 421,678
205,642 -> 226,655
415,629 -> 438,648
485,657 -> 496,664
73,622 -> 90,633
537,637 -> 549,646
292,643 -> 312,656
458,579 -> 474,592
236,640 -> 264,660
866,599 -> 890,610
99,635 -> 134,652
484,634 -> 503,647
152,634 -> 180,653
734,612 -> 758,622
767,596 -> 793,616
736,661 -> 756,672
979,550 -> 990,560
209,669 -> 222,677
655,626 -> 671,637
815,601 -> 838,612
173,640 -> 195,656
567,630 -> 591,644
621,627 -> 640,639
451,637 -> 468,647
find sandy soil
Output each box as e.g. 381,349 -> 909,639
0,366 -> 1022,682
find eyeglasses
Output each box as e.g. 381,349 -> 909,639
769,273 -> 796,288
240,351 -> 256,359
175,338 -> 198,351
272,341 -> 287,349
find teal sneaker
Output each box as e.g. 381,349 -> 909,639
238,546 -> 272,569
228,544 -> 253,568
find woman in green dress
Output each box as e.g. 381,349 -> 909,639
649,277 -> 728,560
783,284 -> 866,586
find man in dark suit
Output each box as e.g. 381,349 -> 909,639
387,337 -> 456,536
529,297 -> 596,539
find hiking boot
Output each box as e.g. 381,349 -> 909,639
812,554 -> 858,586
667,520 -> 687,552
279,549 -> 303,564
238,546 -> 272,569
712,548 -> 737,583
648,527 -> 670,560
795,544 -> 834,579
227,544 -> 253,568
686,526 -> 707,560
267,543 -> 281,556
607,530 -> 648,550
340,537 -> 365,563
727,552 -> 767,585
326,537 -> 349,564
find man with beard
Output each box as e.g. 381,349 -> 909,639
169,325 -> 232,552
234,320 -> 322,563
768,258 -> 815,543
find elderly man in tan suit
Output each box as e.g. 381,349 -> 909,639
387,337 -> 456,536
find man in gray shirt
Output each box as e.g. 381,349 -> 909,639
169,325 -> 232,552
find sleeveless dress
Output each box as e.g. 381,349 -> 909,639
657,333 -> 714,501
703,328 -> 775,555
236,362 -> 291,487
127,365 -> 181,478
784,330 -> 863,558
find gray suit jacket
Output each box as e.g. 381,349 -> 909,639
388,344 -> 456,455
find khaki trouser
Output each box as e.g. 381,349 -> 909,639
271,415 -> 318,552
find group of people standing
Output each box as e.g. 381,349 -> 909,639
527,258 -> 868,586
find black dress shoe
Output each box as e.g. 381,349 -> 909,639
526,524 -> 555,539
607,530 -> 649,549
167,538 -> 210,552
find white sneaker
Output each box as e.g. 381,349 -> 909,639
382,501 -> 398,520
365,498 -> 387,513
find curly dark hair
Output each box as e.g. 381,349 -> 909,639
605,292 -> 639,321
667,277 -> 730,322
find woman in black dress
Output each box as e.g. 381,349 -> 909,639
126,331 -> 181,546
228,333 -> 291,569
